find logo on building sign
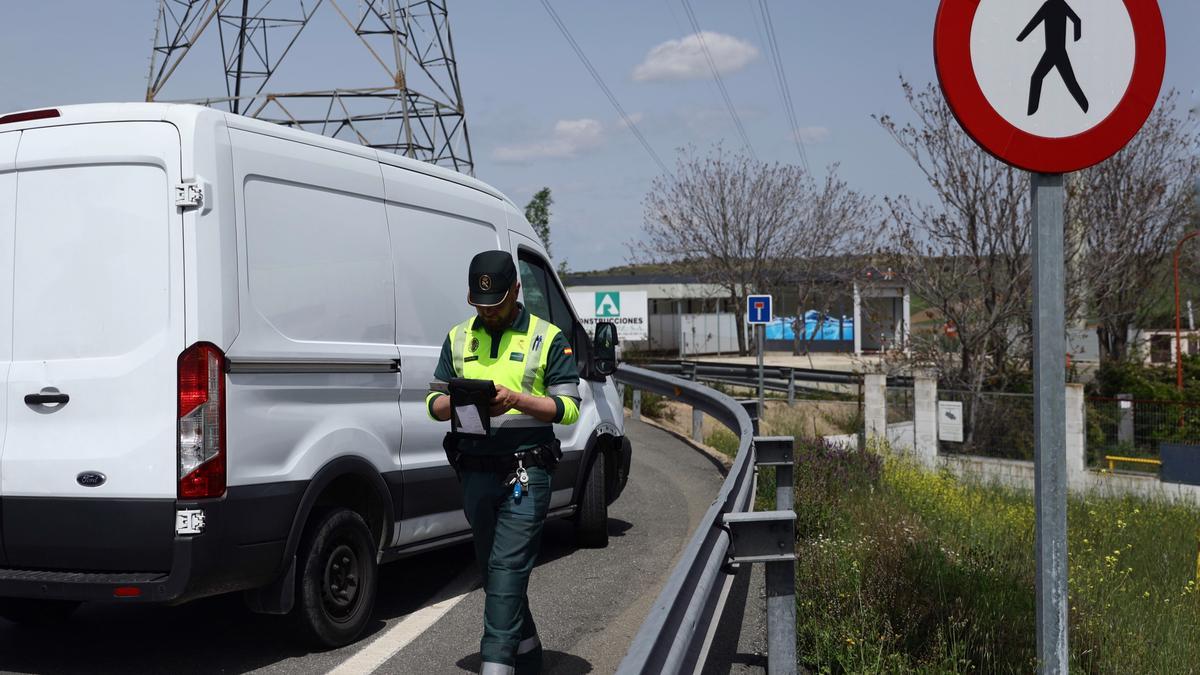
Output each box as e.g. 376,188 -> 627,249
595,292 -> 621,318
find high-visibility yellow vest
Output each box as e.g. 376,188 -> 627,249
438,313 -> 579,429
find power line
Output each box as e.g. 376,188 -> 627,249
755,0 -> 810,172
538,0 -> 669,174
679,0 -> 757,160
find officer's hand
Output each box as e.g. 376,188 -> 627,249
490,385 -> 522,416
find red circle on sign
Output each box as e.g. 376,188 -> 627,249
934,0 -> 1165,173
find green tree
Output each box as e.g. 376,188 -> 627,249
524,187 -> 553,256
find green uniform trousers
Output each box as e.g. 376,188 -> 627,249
461,465 -> 552,674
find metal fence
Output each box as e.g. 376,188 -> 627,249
936,390 -> 1036,460
885,386 -> 914,425
1085,397 -> 1200,469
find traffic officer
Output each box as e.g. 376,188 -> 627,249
426,250 -> 581,675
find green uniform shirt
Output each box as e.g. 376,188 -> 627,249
426,303 -> 581,455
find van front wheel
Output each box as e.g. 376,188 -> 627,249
292,508 -> 378,648
576,454 -> 609,548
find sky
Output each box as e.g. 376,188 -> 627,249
1,1 -> 1197,272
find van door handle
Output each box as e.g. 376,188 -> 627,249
25,393 -> 69,405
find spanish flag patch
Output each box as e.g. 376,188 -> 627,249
564,347 -> 573,355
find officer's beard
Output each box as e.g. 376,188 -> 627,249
478,303 -> 517,333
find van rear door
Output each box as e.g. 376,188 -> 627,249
1,122 -> 184,571
0,131 -> 19,567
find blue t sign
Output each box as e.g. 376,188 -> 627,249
746,294 -> 772,325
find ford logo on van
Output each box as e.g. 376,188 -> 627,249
76,472 -> 106,488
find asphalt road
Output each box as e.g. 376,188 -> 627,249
0,418 -> 742,675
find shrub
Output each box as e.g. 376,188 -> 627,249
621,388 -> 675,422
705,427 -> 739,458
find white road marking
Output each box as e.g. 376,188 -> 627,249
328,567 -> 478,675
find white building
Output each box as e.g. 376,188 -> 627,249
563,267 -> 911,357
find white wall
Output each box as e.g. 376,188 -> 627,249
681,313 -> 741,355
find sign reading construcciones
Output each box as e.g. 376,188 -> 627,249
569,291 -> 648,341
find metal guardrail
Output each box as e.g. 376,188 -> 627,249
636,358 -> 865,386
614,364 -> 797,675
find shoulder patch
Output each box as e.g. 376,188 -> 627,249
564,347 -> 573,355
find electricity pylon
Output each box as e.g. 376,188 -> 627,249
147,0 -> 474,174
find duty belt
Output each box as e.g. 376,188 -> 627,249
457,450 -> 549,474
447,438 -> 563,475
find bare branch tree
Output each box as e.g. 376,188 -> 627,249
875,79 -> 1034,392
787,168 -> 878,356
635,144 -> 869,355
1071,91 -> 1200,362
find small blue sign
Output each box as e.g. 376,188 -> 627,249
746,294 -> 772,325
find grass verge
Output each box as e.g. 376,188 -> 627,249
790,439 -> 1200,673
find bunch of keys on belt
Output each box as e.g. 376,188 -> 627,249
506,458 -> 530,499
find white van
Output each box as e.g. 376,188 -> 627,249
0,103 -> 630,646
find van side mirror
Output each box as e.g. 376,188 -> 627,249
592,322 -> 618,377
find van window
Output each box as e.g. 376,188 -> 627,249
13,164 -> 170,360
517,251 -> 574,334
244,178 -> 394,344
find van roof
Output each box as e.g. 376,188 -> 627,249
0,102 -> 513,207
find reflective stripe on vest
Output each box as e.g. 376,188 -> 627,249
451,318 -> 472,377
521,317 -> 552,394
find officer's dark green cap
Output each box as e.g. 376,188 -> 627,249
467,250 -> 517,307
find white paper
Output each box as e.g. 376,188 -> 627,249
455,404 -> 486,435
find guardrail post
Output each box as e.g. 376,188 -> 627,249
739,399 -> 760,435
755,436 -> 794,509
632,388 -> 642,421
693,408 -> 704,443
750,436 -> 797,674
725,510 -> 797,675
787,369 -> 796,406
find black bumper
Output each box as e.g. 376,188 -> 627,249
0,483 -> 305,605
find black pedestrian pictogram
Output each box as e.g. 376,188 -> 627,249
1017,0 -> 1090,116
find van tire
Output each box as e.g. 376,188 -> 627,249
576,454 -> 609,548
292,507 -> 378,648
0,598 -> 80,626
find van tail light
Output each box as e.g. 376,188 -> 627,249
178,342 -> 226,499
0,109 -> 60,125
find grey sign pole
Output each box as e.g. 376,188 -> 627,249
1032,172 -> 1068,674
757,324 -> 765,419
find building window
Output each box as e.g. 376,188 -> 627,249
1150,334 -> 1173,364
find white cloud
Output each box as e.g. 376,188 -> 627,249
492,118 -> 605,162
793,126 -> 831,143
633,31 -> 759,82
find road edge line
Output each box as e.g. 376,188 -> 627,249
327,566 -> 478,675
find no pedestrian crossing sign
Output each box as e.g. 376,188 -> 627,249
746,295 -> 772,325
934,0 -> 1165,173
